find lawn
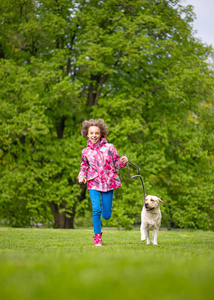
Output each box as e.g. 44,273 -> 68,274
0,227 -> 214,300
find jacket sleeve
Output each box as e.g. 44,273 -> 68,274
112,145 -> 126,170
78,152 -> 89,179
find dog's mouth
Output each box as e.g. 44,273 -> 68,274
145,206 -> 154,211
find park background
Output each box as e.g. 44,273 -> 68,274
0,0 -> 214,231
1,1 -> 214,300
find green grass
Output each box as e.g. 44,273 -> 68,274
0,228 -> 214,300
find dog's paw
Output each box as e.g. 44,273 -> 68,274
141,236 -> 146,242
153,243 -> 158,246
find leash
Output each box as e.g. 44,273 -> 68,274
125,159 -> 146,200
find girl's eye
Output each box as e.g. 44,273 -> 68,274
89,132 -> 100,135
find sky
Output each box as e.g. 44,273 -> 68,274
181,0 -> 214,47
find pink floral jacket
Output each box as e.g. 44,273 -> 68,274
78,137 -> 126,192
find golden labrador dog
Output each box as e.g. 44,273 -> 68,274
140,195 -> 165,245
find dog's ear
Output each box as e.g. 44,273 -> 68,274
158,198 -> 165,204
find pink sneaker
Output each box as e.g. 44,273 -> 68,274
93,232 -> 102,246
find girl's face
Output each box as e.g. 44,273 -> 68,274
87,126 -> 102,144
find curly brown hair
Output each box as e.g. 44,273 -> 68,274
81,119 -> 108,137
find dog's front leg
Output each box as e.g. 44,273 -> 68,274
152,229 -> 159,245
146,229 -> 150,245
140,223 -> 146,242
141,224 -> 150,244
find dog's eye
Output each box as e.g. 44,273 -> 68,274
151,200 -> 154,202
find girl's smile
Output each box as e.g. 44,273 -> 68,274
87,126 -> 102,144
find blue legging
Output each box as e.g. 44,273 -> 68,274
89,189 -> 113,234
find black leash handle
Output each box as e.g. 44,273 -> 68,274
125,159 -> 146,200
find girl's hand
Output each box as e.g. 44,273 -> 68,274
121,156 -> 128,164
79,177 -> 87,184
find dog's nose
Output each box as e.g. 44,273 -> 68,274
145,203 -> 148,208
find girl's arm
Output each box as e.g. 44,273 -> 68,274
112,146 -> 128,169
78,153 -> 89,183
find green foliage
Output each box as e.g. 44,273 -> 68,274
0,58 -> 85,227
0,0 -> 214,229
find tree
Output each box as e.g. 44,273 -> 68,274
0,0 -> 214,229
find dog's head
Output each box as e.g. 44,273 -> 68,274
144,195 -> 165,211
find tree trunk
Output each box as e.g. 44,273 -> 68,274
48,202 -> 75,229
87,74 -> 108,106
48,184 -> 87,228
56,116 -> 67,139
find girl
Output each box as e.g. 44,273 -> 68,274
78,119 -> 128,246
